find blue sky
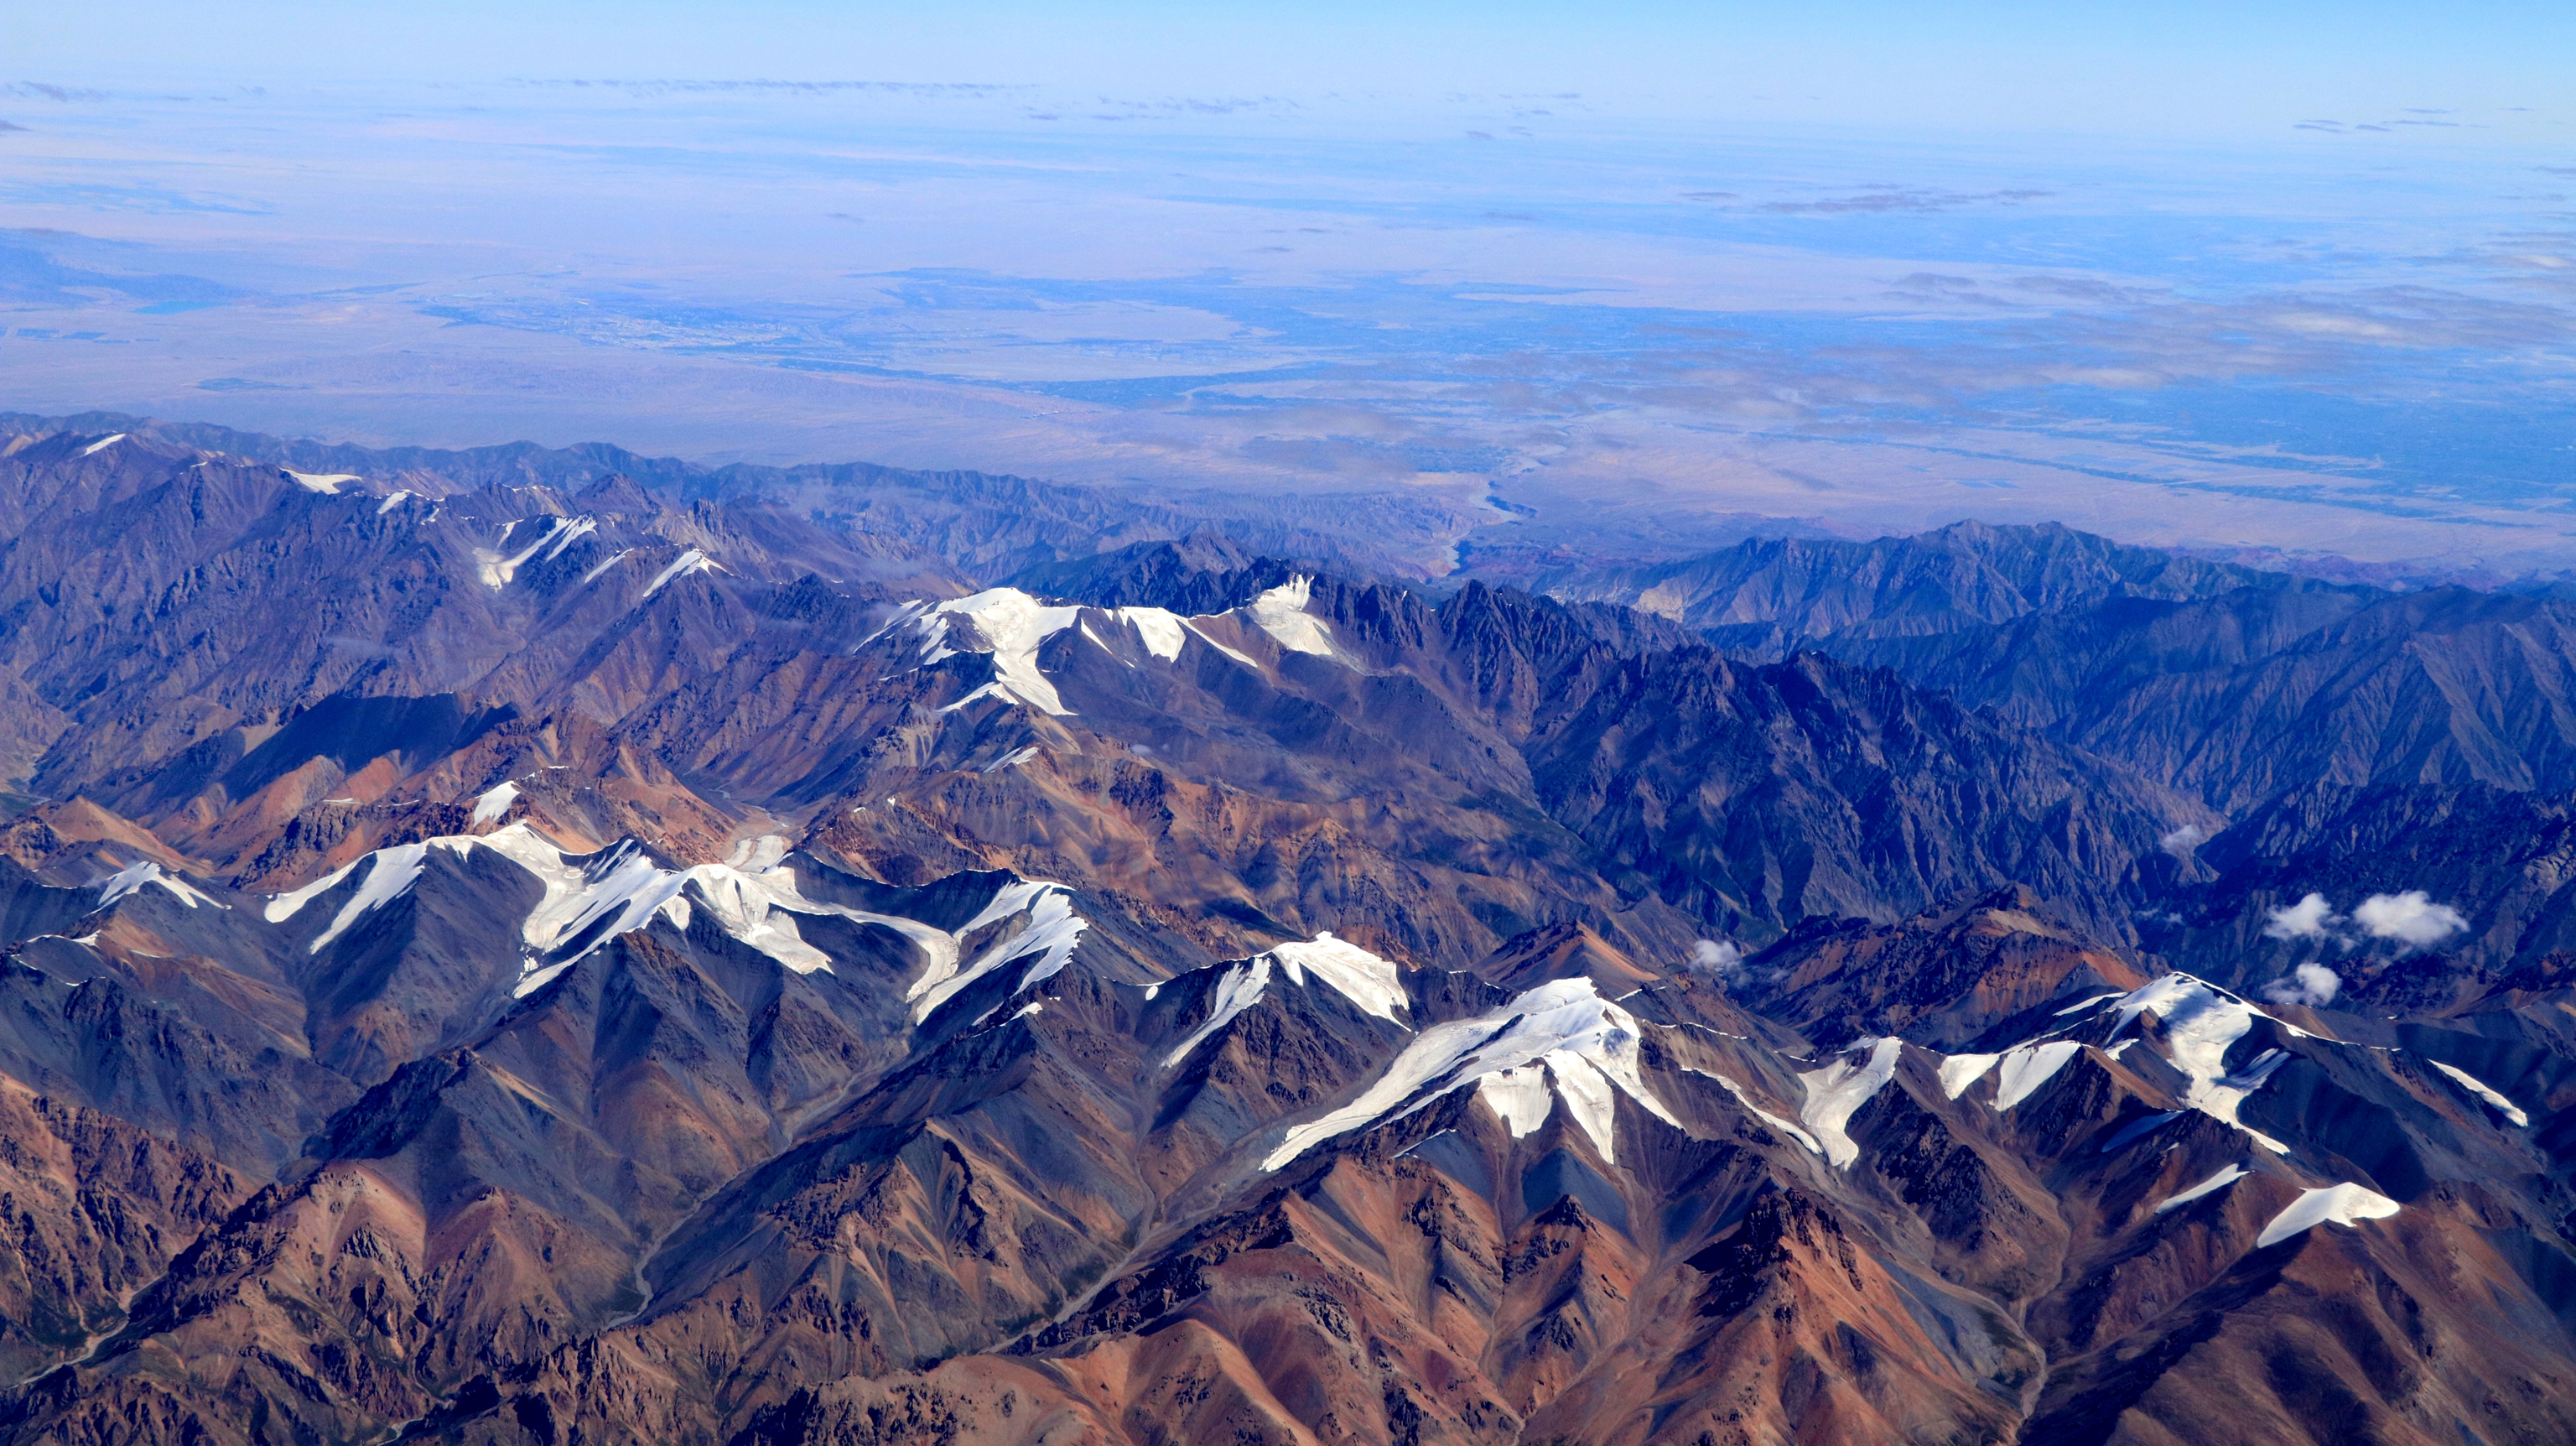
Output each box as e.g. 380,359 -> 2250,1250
17,1 -> 2573,139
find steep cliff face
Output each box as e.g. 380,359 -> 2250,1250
0,423 -> 2569,1444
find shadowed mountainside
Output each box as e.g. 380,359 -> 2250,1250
0,418 -> 2568,1444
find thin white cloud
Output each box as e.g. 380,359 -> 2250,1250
2350,891 -> 2467,949
2263,892 -> 2339,940
1689,937 -> 1744,983
2261,888 -> 2466,954
2262,960 -> 2341,1007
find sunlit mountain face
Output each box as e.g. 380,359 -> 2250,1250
0,419 -> 2570,1444
6,11 -> 2576,1442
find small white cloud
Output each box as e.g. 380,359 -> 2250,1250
2262,961 -> 2341,1007
2262,892 -> 2339,940
2159,824 -> 2210,856
2350,891 -> 2467,949
1689,938 -> 1744,982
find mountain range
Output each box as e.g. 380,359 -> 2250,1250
0,413 -> 2568,1446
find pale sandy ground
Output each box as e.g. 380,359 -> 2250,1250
8,291 -> 2569,576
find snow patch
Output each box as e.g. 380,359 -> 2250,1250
470,780 -> 520,826
512,961 -> 574,999
1478,1066 -> 1554,1137
1546,1051 -> 1628,1159
637,546 -> 724,602
79,434 -> 126,456
1164,955 -> 1273,1067
906,879 -> 1088,1022
376,491 -> 413,514
1993,1040 -> 2085,1110
897,589 -> 1086,715
2255,1183 -> 2400,1248
2109,975 -> 2298,1154
2153,1163 -> 2248,1215
2098,1111 -> 2184,1153
1113,606 -> 1188,662
1263,977 -> 1676,1171
581,549 -> 635,585
479,516 -> 591,587
1182,619 -> 1261,668
264,859 -> 362,923
96,860 -> 224,911
300,843 -> 434,952
1162,932 -> 1406,1069
1796,1038 -> 1903,1168
271,826 -> 880,986
1267,932 -> 1408,1022
1938,1053 -> 2001,1100
1244,576 -> 1348,663
283,469 -> 360,493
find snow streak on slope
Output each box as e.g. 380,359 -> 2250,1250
478,515 -> 594,587
905,879 -> 1088,1022
2101,975 -> 2297,1154
2429,1061 -> 2528,1126
2255,1183 -> 2400,1247
1161,933 -> 1406,1069
2153,1163 -> 2249,1215
262,825 -> 954,996
637,546 -> 723,602
1797,1038 -> 1903,1168
1263,977 -> 1676,1171
1688,1068 -> 1824,1156
1165,955 -> 1276,1068
267,842 -> 434,952
96,860 -> 225,910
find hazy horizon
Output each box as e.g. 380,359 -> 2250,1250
7,4 -> 2575,574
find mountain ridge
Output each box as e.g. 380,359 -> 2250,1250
0,416 -> 2568,1443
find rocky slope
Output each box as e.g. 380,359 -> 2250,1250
1537,520 -> 2576,816
0,418 -> 2567,1443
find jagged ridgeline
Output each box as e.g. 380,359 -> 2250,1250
0,414 -> 2570,1445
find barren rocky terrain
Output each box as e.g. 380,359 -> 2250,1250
0,414 -> 2568,1445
